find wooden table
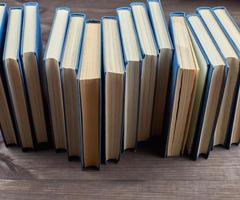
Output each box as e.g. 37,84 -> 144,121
1,0 -> 240,199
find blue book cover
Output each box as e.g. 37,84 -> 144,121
130,2 -> 159,143
20,2 -> 52,149
147,0 -> 174,141
61,12 -> 86,161
186,13 -> 227,160
3,7 -> 36,150
0,3 -> 19,146
196,7 -> 240,149
101,16 -> 125,164
160,12 -> 184,157
78,19 -> 102,169
211,6 -> 240,148
43,7 -> 70,151
116,7 -> 142,152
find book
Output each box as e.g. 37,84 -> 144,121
185,19 -> 209,159
186,14 -> 227,159
61,13 -> 85,159
212,7 -> 240,147
0,3 -> 18,146
44,8 -> 69,150
116,7 -> 141,150
147,0 -> 173,138
130,2 -> 158,142
21,2 -> 50,147
197,7 -> 240,148
3,7 -> 34,150
102,16 -> 125,162
162,12 -> 198,157
78,19 -> 101,168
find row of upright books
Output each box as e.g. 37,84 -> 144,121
0,1 -> 240,169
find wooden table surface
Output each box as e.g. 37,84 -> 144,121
1,0 -> 240,199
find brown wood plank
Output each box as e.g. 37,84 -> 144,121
0,0 -> 240,199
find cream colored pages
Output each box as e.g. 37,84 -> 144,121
188,15 -> 225,154
187,28 -> 208,154
103,18 -> 124,160
148,1 -> 172,49
213,9 -> 240,50
117,9 -> 141,149
198,9 -> 237,58
148,1 -> 173,137
131,4 -> 158,141
45,9 -> 69,61
22,5 -> 36,53
131,4 -> 157,56
79,22 -> 101,166
21,4 -> 49,143
167,16 -> 197,156
61,15 -> 85,156
44,9 -> 70,149
103,18 -> 124,74
3,8 -> 34,148
62,16 -> 84,69
4,9 -> 22,59
214,8 -> 240,144
198,9 -> 239,146
187,16 -> 225,66
172,17 -> 195,69
80,22 -> 101,79
117,9 -> 141,62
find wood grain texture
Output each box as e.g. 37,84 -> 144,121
1,0 -> 240,199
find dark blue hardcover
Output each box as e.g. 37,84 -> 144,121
77,19 -> 101,169
130,2 -> 158,58
20,2 -> 52,149
116,7 -> 142,152
160,12 -> 184,157
146,0 -> 174,145
3,7 -> 36,150
197,7 -> 240,149
0,3 -> 19,146
130,2 -> 159,144
211,6 -> 240,148
43,7 -> 70,151
146,0 -> 173,52
101,16 -> 125,164
186,13 -> 227,160
60,12 -> 86,161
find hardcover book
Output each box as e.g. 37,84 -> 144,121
3,7 -> 34,150
130,2 -> 158,142
117,7 -> 141,150
21,2 -> 50,147
44,8 -> 70,150
147,0 -> 173,138
162,12 -> 198,157
78,19 -> 101,169
185,19 -> 208,159
61,13 -> 85,159
197,7 -> 240,148
102,16 -> 125,162
213,6 -> 240,147
186,14 -> 227,159
0,4 -> 18,146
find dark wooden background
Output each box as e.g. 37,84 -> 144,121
1,0 -> 240,199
